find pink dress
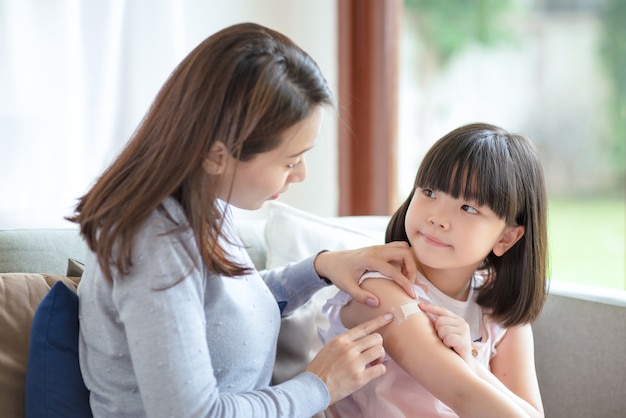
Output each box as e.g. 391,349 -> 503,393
319,272 -> 507,418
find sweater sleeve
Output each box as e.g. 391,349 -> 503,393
119,274 -> 329,417
260,255 -> 328,316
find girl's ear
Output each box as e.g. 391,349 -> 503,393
493,225 -> 525,257
202,141 -> 228,175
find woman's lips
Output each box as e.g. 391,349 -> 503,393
270,188 -> 288,200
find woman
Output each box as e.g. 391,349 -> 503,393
68,22 -> 417,417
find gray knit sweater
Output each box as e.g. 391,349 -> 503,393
78,198 -> 329,417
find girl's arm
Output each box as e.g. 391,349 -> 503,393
340,278 -> 540,418
420,303 -> 544,416
488,324 -> 544,415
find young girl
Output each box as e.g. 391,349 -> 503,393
68,23 -> 419,417
321,123 -> 548,417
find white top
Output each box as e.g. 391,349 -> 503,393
320,271 -> 507,417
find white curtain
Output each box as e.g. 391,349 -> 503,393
0,0 -> 337,228
0,0 -> 195,227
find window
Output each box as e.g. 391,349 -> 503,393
398,0 -> 625,290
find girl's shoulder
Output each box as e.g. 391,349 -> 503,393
359,271 -> 432,301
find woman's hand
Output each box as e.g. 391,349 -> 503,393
419,303 -> 475,364
305,313 -> 394,404
314,242 -> 418,307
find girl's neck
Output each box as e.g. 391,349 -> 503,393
418,264 -> 479,301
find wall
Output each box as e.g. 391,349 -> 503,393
0,0 -> 339,228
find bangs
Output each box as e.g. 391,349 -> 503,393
415,128 -> 522,223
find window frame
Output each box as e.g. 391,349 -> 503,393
337,0 -> 402,216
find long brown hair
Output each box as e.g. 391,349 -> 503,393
386,123 -> 549,326
67,23 -> 334,282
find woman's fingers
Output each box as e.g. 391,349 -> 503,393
345,312 -> 394,340
367,242 -> 417,299
314,243 -> 418,307
306,314 -> 393,404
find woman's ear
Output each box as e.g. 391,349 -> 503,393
202,141 -> 228,175
493,225 -> 525,257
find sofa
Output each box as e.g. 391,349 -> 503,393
1,200 -> 625,417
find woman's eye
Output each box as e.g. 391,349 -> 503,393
287,159 -> 301,169
421,188 -> 436,198
461,204 -> 479,214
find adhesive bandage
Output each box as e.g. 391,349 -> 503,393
400,301 -> 421,317
390,301 -> 421,324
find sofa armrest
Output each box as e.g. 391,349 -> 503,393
533,281 -> 626,418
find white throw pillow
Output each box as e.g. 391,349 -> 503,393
264,201 -> 387,384
234,220 -> 267,270
265,201 -> 382,269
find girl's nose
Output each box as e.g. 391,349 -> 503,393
428,211 -> 450,230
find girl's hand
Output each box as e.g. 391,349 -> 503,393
314,242 -> 418,306
419,303 -> 475,364
305,313 -> 394,404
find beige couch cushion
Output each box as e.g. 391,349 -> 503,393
0,273 -> 80,418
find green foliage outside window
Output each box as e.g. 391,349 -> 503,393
599,0 -> 626,181
401,0 -> 625,289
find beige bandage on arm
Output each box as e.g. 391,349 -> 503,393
389,301 -> 422,324
359,271 -> 422,324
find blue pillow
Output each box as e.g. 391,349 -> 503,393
25,281 -> 92,417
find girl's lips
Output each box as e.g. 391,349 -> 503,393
421,233 -> 450,247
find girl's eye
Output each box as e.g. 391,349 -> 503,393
421,188 -> 436,198
461,204 -> 479,214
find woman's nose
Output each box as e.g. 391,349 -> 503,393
289,158 -> 307,184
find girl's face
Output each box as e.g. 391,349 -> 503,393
216,106 -> 324,210
404,187 -> 522,273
